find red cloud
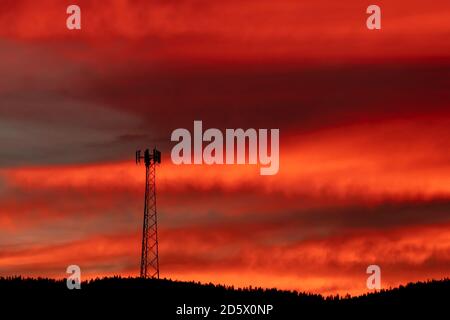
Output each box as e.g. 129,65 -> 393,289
1,0 -> 449,62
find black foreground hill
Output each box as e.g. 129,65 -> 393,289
1,276 -> 448,318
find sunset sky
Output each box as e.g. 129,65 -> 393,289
0,0 -> 449,296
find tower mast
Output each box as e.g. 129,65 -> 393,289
136,148 -> 161,279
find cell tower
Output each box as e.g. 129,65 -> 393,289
136,148 -> 161,279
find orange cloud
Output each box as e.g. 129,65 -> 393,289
3,114 -> 449,199
2,221 -> 449,296
1,115 -> 449,295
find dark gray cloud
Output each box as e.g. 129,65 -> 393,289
0,41 -> 148,167
1,39 -> 450,167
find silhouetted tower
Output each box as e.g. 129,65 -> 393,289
136,148 -> 161,279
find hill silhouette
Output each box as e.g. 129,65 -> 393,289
1,276 -> 448,318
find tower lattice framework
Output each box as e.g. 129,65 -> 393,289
136,148 -> 161,279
